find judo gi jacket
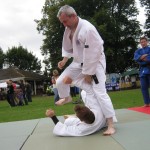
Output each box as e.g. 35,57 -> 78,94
62,17 -> 106,75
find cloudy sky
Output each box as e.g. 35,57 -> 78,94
0,0 -> 146,69
0,0 -> 45,63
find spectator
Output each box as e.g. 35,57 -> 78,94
25,82 -> 32,102
134,36 -> 150,107
18,80 -> 28,105
16,88 -> 24,106
6,80 -> 16,107
51,69 -> 60,104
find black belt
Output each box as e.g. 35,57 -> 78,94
92,74 -> 99,84
81,63 -> 99,84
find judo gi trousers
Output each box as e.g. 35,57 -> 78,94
140,75 -> 150,104
56,61 -> 115,119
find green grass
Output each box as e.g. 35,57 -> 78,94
109,88 -> 143,109
0,88 -> 143,123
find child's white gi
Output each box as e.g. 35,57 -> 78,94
53,90 -> 106,136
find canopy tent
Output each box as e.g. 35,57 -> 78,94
122,68 -> 139,77
0,82 -> 7,88
0,67 -> 49,95
0,82 -> 19,88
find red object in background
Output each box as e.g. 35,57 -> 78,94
128,107 -> 150,115
12,83 -> 16,89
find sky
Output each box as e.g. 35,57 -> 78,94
0,0 -> 146,70
0,0 -> 45,67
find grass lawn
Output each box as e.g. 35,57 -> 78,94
0,88 -> 143,123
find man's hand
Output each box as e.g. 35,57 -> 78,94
140,54 -> 148,61
63,76 -> 72,84
84,75 -> 93,84
45,109 -> 55,118
58,60 -> 66,69
58,57 -> 69,69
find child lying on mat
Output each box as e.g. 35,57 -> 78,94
45,103 -> 106,136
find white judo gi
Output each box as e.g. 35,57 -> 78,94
56,17 -> 115,119
53,90 -> 106,136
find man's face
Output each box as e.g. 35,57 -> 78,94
140,39 -> 148,48
59,13 -> 75,29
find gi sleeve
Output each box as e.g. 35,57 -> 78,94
53,122 -> 84,136
145,54 -> 150,63
134,49 -> 149,65
82,29 -> 104,75
134,49 -> 141,62
62,28 -> 73,58
62,47 -> 73,58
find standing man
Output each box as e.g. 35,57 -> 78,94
134,37 -> 150,107
55,5 -> 116,135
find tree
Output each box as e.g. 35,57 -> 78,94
139,0 -> 150,38
92,0 -> 141,73
36,0 -> 142,73
5,45 -> 42,72
36,0 -> 64,73
0,47 -> 5,69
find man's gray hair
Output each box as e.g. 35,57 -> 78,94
57,5 -> 77,18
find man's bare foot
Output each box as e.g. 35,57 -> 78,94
103,117 -> 115,136
143,104 -> 150,107
103,127 -> 115,136
55,97 -> 72,106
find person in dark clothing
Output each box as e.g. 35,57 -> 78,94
134,37 -> 150,107
25,82 -> 32,102
18,80 -> 28,105
6,80 -> 16,107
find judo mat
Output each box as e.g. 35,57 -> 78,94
0,108 -> 150,150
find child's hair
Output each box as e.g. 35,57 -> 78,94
74,105 -> 95,124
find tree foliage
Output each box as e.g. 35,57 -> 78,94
139,0 -> 150,38
37,0 -> 142,73
5,45 -> 42,72
36,0 -> 64,72
0,47 -> 5,69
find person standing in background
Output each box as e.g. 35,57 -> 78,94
18,80 -> 28,105
134,37 -> 150,107
25,82 -> 32,102
51,69 -> 60,104
6,80 -> 16,107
